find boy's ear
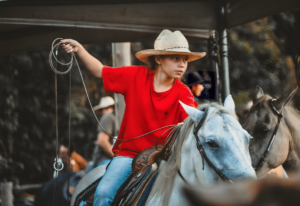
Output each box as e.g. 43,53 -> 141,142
155,56 -> 161,64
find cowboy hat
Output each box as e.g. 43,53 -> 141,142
135,29 -> 206,63
93,96 -> 115,111
185,71 -> 205,87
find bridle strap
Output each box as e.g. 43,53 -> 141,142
177,169 -> 188,184
195,139 -> 233,183
194,109 -> 233,183
255,87 -> 298,172
255,99 -> 282,171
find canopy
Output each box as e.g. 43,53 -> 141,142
0,0 -> 299,56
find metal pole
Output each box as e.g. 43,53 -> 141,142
219,6 -> 230,101
112,43 -> 131,134
1,182 -> 13,206
208,30 -> 220,102
112,43 -> 119,135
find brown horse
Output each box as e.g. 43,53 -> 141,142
243,86 -> 300,178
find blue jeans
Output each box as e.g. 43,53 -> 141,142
93,156 -> 133,206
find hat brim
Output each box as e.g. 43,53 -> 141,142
93,104 -> 114,111
135,50 -> 206,63
187,80 -> 205,87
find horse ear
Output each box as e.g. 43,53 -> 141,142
224,95 -> 235,114
274,97 -> 286,111
252,86 -> 264,103
179,101 -> 204,124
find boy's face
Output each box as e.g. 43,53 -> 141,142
191,83 -> 204,97
156,55 -> 188,79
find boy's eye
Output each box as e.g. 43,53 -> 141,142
173,57 -> 179,60
184,58 -> 188,62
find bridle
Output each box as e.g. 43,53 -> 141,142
255,55 -> 300,172
254,87 -> 298,172
254,99 -> 282,172
178,108 -> 234,184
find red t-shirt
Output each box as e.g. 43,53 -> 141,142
102,65 -> 195,158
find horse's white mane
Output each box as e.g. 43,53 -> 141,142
147,102 -> 235,205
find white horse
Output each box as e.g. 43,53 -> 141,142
71,95 -> 256,206
145,95 -> 256,206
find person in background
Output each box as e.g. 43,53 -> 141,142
59,144 -> 87,172
61,29 -> 205,206
92,96 -> 116,168
185,71 -> 205,108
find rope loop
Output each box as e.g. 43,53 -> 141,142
49,38 -> 74,75
49,38 -> 179,142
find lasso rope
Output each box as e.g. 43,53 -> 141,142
49,38 -> 184,205
49,38 -> 178,141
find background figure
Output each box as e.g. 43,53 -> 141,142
59,144 -> 87,173
185,71 -> 205,108
92,96 -> 116,169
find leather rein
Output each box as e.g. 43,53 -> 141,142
254,87 -> 298,172
177,108 -> 234,184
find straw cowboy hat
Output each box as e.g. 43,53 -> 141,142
135,29 -> 206,63
93,96 -> 115,111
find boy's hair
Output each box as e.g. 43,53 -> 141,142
148,55 -> 160,72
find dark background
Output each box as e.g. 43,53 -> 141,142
0,8 -> 300,185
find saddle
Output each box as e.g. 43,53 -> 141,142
84,127 -> 179,206
112,145 -> 163,206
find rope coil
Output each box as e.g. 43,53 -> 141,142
49,38 -> 178,142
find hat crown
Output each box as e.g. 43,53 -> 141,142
154,29 -> 189,51
186,71 -> 204,86
93,96 -> 115,111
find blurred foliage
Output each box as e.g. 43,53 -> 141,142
0,44 -> 112,184
1,8 -> 300,184
228,8 -> 300,107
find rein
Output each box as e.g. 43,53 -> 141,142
49,38 -> 178,142
49,38 -> 183,204
255,87 -> 298,172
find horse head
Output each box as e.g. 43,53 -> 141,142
180,95 -> 256,184
243,86 -> 291,177
146,95 -> 256,206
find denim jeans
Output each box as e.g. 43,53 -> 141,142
93,156 -> 133,206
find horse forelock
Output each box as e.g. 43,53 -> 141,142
221,114 -> 252,142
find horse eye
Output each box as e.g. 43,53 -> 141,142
207,140 -> 220,148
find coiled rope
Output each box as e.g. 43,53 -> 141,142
49,38 -> 179,142
49,38 -> 182,205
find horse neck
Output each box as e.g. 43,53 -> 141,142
281,106 -> 300,171
165,126 -> 219,206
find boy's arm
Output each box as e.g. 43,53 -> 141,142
61,39 -> 103,78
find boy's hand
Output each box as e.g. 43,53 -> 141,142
60,39 -> 81,53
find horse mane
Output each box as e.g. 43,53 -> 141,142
147,102 -> 235,205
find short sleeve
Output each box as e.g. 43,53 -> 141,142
102,66 -> 139,94
179,91 -> 195,122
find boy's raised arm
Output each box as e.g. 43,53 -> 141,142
60,39 -> 104,78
